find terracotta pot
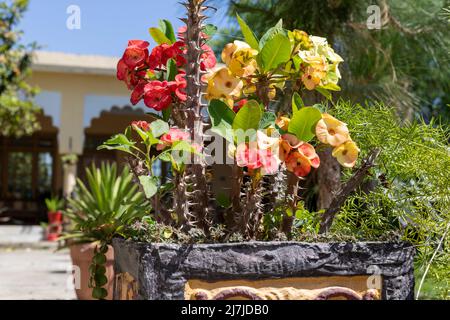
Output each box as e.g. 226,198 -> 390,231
69,243 -> 114,300
48,211 -> 63,224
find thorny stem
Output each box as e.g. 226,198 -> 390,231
242,171 -> 262,239
229,164 -> 243,227
282,171 -> 300,235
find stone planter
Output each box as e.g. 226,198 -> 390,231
112,239 -> 415,300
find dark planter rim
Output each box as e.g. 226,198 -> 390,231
113,237 -> 414,248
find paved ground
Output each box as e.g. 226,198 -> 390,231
0,245 -> 77,300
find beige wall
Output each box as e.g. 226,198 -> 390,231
28,71 -> 130,155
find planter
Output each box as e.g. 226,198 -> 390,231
70,243 -> 115,300
48,211 -> 63,224
46,211 -> 63,242
112,239 -> 415,300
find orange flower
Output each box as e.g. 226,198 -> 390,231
315,113 -> 350,147
285,151 -> 312,177
280,134 -> 320,177
332,140 -> 360,168
279,134 -> 302,161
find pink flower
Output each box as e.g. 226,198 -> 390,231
143,81 -> 173,111
177,26 -> 209,41
235,142 -> 279,174
122,40 -> 150,69
157,128 -> 190,151
200,44 -> 217,71
236,142 -> 262,170
131,121 -> 150,131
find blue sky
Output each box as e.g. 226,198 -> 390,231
19,0 -> 230,57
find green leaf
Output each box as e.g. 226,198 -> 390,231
259,112 -> 277,129
259,19 -> 284,49
288,107 -> 322,142
166,59 -> 177,81
292,92 -> 305,113
149,27 -> 171,45
138,176 -> 159,199
203,24 -> 218,39
232,100 -> 262,131
94,254 -> 106,265
236,13 -> 259,50
92,287 -> 108,300
259,34 -> 292,72
158,19 -> 176,43
208,99 -> 236,142
319,83 -> 341,91
101,134 -> 134,147
216,193 -> 232,208
315,87 -> 332,100
157,152 -> 172,162
94,274 -> 108,287
172,140 -> 201,155
150,120 -> 170,138
162,106 -> 172,122
97,134 -> 135,155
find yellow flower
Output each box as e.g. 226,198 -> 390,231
267,85 -> 277,100
228,47 -> 259,77
205,67 -> 243,104
302,67 -> 322,90
276,116 -> 291,131
315,113 -> 350,147
221,40 -> 250,65
332,140 -> 360,168
290,29 -> 312,51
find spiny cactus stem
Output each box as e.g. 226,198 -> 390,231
281,171 -> 300,235
180,0 -> 211,233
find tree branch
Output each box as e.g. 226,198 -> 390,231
319,149 -> 381,234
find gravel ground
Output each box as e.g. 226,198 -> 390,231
0,247 -> 77,300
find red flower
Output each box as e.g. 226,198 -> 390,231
170,41 -> 186,67
117,59 -> 145,90
122,40 -> 150,69
200,44 -> 216,71
169,73 -> 187,101
143,81 -> 172,111
130,81 -> 146,105
233,99 -> 248,113
131,121 -> 150,131
148,42 -> 186,69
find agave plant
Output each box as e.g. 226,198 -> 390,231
44,195 -> 64,213
64,163 -> 150,244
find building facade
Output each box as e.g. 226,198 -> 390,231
0,51 -> 153,224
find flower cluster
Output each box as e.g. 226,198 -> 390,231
279,133 -> 320,177
205,30 -> 343,109
117,28 -> 216,111
296,35 -> 343,91
205,41 -> 257,107
316,114 -> 359,168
